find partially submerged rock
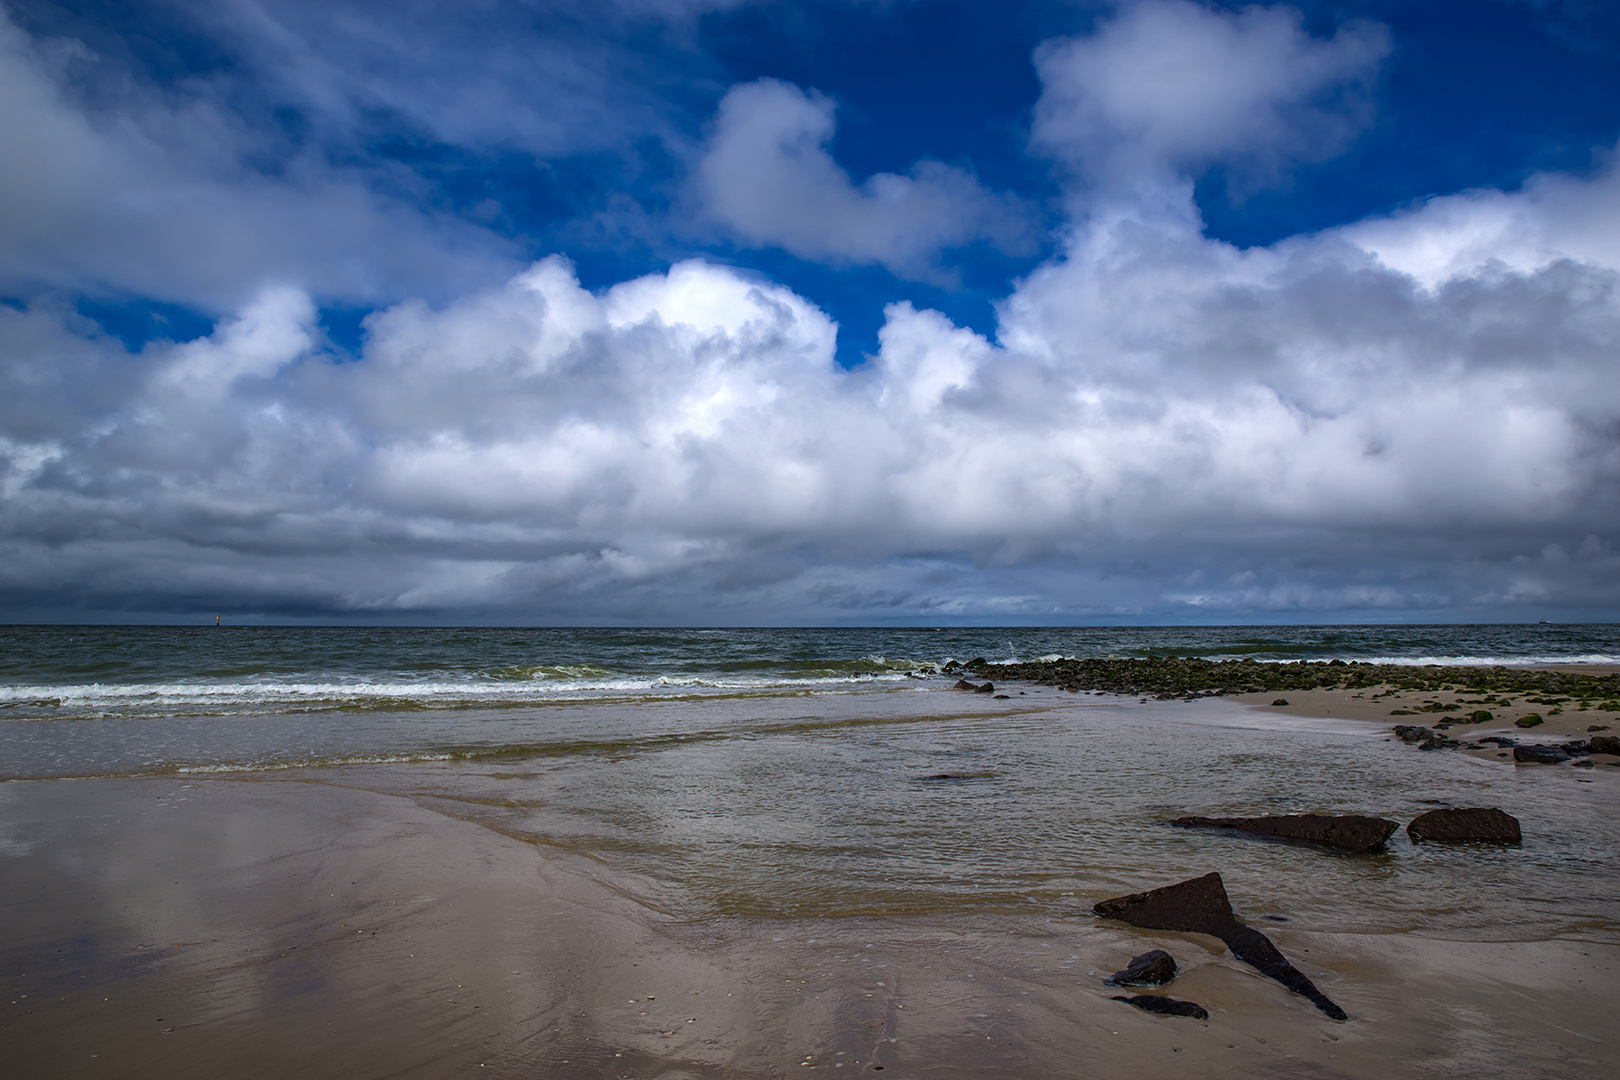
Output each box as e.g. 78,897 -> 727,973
952,679 -> 979,691
1093,872 -> 1347,1020
1514,744 -> 1571,764
1406,807 -> 1521,844
1094,871 -> 1237,932
1105,949 -> 1177,986
1171,814 -> 1397,853
1589,734 -> 1620,755
1112,994 -> 1208,1019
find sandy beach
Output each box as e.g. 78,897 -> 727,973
1221,668 -> 1620,768
4,676 -> 1617,1079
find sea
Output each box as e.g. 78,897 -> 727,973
2,622 -> 1618,942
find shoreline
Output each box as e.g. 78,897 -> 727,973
976,657 -> 1620,773
4,682 -> 1617,1078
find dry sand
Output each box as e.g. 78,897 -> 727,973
4,762 -> 1617,1079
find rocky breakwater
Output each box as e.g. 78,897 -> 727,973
965,655 -> 1620,703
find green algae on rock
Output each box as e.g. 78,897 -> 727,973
967,656 -> 1620,701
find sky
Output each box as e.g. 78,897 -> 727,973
0,0 -> 1617,625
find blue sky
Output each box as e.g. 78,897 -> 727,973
0,0 -> 1617,623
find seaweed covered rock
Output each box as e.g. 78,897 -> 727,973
1406,807 -> 1521,844
975,656 -> 1620,704
1171,814 -> 1397,853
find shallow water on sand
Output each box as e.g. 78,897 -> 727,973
296,691 -> 1619,946
3,635 -> 1618,944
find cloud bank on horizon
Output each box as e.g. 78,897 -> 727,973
0,0 -> 1617,623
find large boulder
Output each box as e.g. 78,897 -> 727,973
1093,873 -> 1347,1020
1171,814 -> 1397,853
1105,950 -> 1177,986
1406,807 -> 1521,844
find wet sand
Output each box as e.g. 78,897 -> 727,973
4,686 -> 1618,1079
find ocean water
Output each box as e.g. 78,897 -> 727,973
2,623 -> 1616,726
2,623 -> 1616,946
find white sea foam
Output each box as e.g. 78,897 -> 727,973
0,668 -> 926,717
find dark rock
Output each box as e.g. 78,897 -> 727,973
1479,736 -> 1518,747
1094,873 -> 1347,1020
1589,735 -> 1620,755
917,774 -> 967,782
1214,923 -> 1347,1021
1514,744 -> 1571,764
1393,725 -> 1432,743
1515,714 -> 1544,728
1111,995 -> 1208,1020
1271,699 -> 1290,706
975,681 -> 996,694
1389,709 -> 1417,716
1105,950 -> 1177,986
1588,725 -> 1611,733
952,679 -> 980,691
992,694 -> 1010,699
1406,807 -> 1522,844
1094,871 -> 1236,932
1468,710 -> 1494,723
1171,814 -> 1397,853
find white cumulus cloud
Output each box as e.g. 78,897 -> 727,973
1032,0 -> 1390,191
695,79 -> 1036,278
